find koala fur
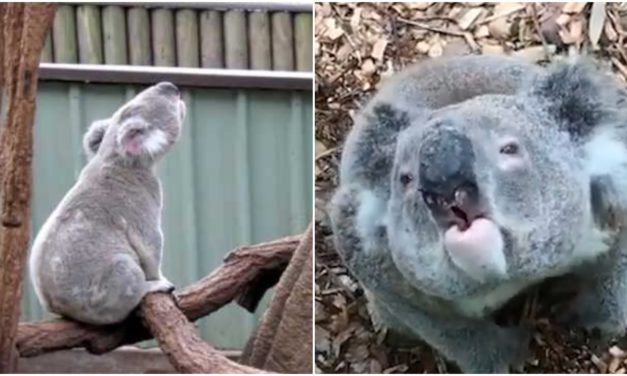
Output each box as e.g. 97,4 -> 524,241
328,55 -> 627,372
29,82 -> 185,325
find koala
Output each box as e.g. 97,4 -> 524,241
29,82 -> 185,325
328,55 -> 627,372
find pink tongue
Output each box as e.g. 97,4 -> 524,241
444,218 -> 507,280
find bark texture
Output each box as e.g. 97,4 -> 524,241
0,4 -> 56,372
242,224 -> 313,373
140,292 -> 265,373
16,234 -> 300,357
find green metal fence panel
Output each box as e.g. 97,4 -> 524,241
22,81 -> 313,349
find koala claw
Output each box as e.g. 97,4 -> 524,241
146,279 -> 175,294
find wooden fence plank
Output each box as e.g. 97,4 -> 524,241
176,9 -> 199,68
271,12 -> 294,71
40,31 -> 53,63
102,5 -> 128,65
294,13 -> 312,72
248,11 -> 271,70
152,9 -> 176,67
200,10 -> 224,68
52,5 -> 78,63
224,10 -> 248,69
76,5 -> 103,64
127,7 -> 151,65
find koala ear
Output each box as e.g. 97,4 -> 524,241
525,59 -> 627,140
83,119 -> 110,159
117,121 -> 168,157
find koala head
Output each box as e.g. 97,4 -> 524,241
387,60 -> 625,292
91,82 -> 186,165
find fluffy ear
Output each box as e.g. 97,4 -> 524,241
83,119 -> 110,159
117,121 -> 168,157
524,58 -> 627,140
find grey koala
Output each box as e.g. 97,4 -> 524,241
328,55 -> 627,372
29,82 -> 186,325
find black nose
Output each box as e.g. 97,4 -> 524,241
419,127 -> 477,201
156,82 -> 179,97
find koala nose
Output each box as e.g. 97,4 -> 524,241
156,82 -> 179,97
418,128 -> 477,203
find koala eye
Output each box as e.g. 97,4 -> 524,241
499,142 -> 520,155
126,128 -> 146,138
399,173 -> 413,187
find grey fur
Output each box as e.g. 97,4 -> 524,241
329,55 -> 627,372
83,118 -> 110,160
30,82 -> 185,325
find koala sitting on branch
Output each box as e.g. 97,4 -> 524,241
329,55 -> 627,372
30,82 -> 185,325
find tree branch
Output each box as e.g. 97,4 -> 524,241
16,234 -> 300,357
139,292 -> 265,373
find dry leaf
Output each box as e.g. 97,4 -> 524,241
371,38 -> 388,61
610,346 -> 626,359
569,19 -> 582,42
361,59 -> 376,76
458,7 -> 483,30
493,2 -> 525,16
562,2 -> 588,14
428,42 -> 443,58
559,26 -> 577,44
315,140 -> 328,159
407,3 -> 430,11
605,20 -> 618,42
324,18 -> 345,40
370,359 -> 383,374
592,354 -> 608,373
610,357 -> 622,374
589,2 -> 606,49
488,17 -> 512,39
556,14 -> 571,27
416,41 -> 431,54
350,7 -> 362,30
474,24 -> 490,38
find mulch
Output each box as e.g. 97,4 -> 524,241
314,2 -> 627,373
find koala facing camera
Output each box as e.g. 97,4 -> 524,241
329,55 -> 627,372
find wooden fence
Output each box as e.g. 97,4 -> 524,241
41,4 -> 313,71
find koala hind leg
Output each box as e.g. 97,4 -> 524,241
125,226 -> 173,288
71,254 -> 146,325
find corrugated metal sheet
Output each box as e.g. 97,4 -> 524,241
21,81 -> 312,349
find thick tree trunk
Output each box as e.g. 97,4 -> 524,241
241,224 -> 313,372
16,234 -> 300,357
0,4 -> 56,372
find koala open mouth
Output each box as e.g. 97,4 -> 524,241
450,205 -> 472,231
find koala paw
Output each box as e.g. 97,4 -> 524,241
146,279 -> 175,294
